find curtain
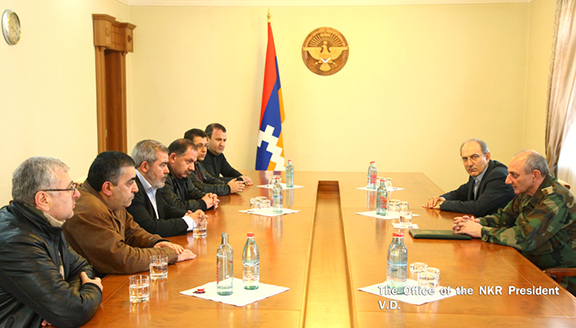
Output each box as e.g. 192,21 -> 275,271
545,0 -> 576,176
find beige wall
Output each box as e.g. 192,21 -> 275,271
524,0 -> 556,153
0,0 -> 129,204
0,0 -> 556,204
130,3 -> 532,192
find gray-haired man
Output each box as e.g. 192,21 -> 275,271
127,139 -> 206,237
0,157 -> 103,327
423,138 -> 515,217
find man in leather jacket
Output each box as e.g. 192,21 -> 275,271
0,157 -> 103,328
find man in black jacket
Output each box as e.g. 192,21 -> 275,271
184,128 -> 244,196
204,123 -> 253,185
0,157 -> 102,328
127,140 -> 206,237
423,139 -> 515,217
164,138 -> 219,212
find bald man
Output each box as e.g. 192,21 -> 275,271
424,138 -> 515,217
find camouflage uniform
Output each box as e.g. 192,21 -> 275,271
479,175 -> 576,294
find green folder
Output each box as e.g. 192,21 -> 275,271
409,229 -> 472,240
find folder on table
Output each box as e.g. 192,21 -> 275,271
409,229 -> 472,240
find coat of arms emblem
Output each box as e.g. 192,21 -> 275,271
302,27 -> 349,76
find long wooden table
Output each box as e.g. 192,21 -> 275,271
80,171 -> 576,327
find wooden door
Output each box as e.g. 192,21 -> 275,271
93,14 -> 135,153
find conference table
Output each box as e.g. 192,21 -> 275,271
80,171 -> 576,328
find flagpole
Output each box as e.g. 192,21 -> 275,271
267,8 -> 270,23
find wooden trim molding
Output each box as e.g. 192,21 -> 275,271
92,15 -> 135,154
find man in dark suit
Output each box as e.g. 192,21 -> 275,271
183,128 -> 244,196
423,139 -> 515,217
127,139 -> 206,237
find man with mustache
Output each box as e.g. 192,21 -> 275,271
453,150 -> 576,295
127,140 -> 206,237
63,151 -> 195,276
423,138 -> 515,217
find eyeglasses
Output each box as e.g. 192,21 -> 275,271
195,143 -> 208,150
41,182 -> 78,193
461,154 -> 482,163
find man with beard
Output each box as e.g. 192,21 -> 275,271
127,140 -> 206,237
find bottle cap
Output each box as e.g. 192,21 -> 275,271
370,161 -> 375,164
247,232 -> 255,238
392,232 -> 404,238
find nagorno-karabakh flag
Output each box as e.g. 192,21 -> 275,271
256,20 -> 285,171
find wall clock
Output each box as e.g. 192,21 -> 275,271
2,9 -> 21,45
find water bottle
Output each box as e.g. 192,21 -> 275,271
367,161 -> 377,189
217,233 -> 233,295
286,160 -> 294,188
376,178 -> 388,216
387,232 -> 408,295
273,177 -> 283,214
242,232 -> 260,290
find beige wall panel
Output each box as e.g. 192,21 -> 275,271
130,4 -> 532,192
0,0 -> 129,204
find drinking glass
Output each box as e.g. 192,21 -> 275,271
129,275 -> 150,303
399,201 -> 409,213
418,272 -> 438,289
400,211 -> 413,227
193,219 -> 207,238
409,262 -> 428,281
149,255 -> 168,280
385,178 -> 393,189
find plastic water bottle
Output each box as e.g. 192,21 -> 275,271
273,177 -> 283,214
387,232 -> 408,295
367,161 -> 377,189
217,233 -> 233,295
242,232 -> 260,290
376,178 -> 388,216
286,160 -> 294,188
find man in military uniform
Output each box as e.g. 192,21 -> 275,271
453,150 -> 576,294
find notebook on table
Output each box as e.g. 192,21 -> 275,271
409,229 -> 472,240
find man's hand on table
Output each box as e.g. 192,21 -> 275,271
422,196 -> 445,209
155,241 -> 197,261
453,215 -> 482,238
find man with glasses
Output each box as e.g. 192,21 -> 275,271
423,139 -> 515,217
0,157 -> 102,327
63,151 -> 196,276
184,128 -> 244,195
